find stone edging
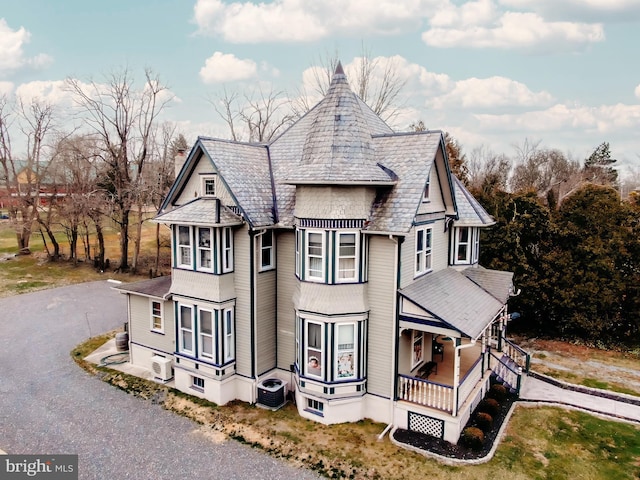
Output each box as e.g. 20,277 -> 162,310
389,400 -> 518,466
528,370 -> 640,407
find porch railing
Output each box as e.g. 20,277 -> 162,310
489,352 -> 522,393
397,375 -> 453,413
502,338 -> 530,372
456,356 -> 483,411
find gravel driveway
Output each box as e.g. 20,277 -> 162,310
0,281 -> 319,479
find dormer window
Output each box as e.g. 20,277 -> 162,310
202,175 -> 216,196
422,175 -> 430,202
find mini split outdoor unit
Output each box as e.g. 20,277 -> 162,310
151,357 -> 173,382
257,378 -> 287,410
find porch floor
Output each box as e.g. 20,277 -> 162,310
423,337 -> 482,387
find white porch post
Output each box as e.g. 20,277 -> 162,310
452,338 -> 461,416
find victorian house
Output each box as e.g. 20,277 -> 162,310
114,64 -> 526,443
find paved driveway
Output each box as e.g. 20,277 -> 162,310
0,281 -> 319,479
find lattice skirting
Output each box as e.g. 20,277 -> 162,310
408,411 -> 444,439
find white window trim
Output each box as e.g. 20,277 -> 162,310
223,307 -> 235,362
305,320 -> 324,380
198,309 -> 215,360
454,227 -> 471,264
192,375 -> 205,391
150,299 -> 163,333
305,230 -> 325,282
336,232 -> 358,283
295,230 -> 301,277
178,304 -> 195,355
202,175 -> 216,197
415,226 -> 433,277
422,176 -> 430,202
196,227 -> 214,272
177,225 -> 193,269
412,330 -> 424,369
221,227 -> 233,273
473,228 -> 480,264
259,230 -> 275,271
335,323 -> 356,379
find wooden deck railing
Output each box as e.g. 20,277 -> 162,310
397,375 -> 453,413
502,338 -> 530,372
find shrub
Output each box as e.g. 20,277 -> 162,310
488,383 -> 507,402
460,426 -> 484,451
478,398 -> 500,416
475,412 -> 493,432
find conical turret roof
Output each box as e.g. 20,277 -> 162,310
285,62 -> 394,185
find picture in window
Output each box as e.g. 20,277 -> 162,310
306,322 -> 322,377
413,331 -> 423,366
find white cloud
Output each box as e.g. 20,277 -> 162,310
430,76 -> 554,109
498,0 -> 640,22
0,19 -> 52,77
14,80 -> 71,105
192,0 -> 432,43
199,52 -> 258,84
423,10 -> 604,52
474,103 -> 640,135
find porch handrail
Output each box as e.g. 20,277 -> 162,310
502,338 -> 531,371
489,352 -> 522,393
397,374 -> 453,413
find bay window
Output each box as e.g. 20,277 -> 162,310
199,309 -> 214,360
336,233 -> 357,282
336,323 -> 355,378
222,227 -> 233,272
456,227 -> 470,263
177,226 -> 192,268
197,227 -> 213,271
306,231 -> 324,280
179,304 -> 195,354
223,307 -> 235,362
305,321 -> 323,378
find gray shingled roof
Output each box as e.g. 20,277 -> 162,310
366,132 -> 442,232
462,267 -> 514,304
284,64 -> 394,185
453,176 -> 495,227
155,197 -> 243,227
113,275 -> 172,298
399,268 -> 505,339
198,139 -> 274,227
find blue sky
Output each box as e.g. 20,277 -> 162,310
1,0 -> 640,178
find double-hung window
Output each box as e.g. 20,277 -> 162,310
295,230 -> 301,277
202,176 -> 216,196
223,307 -> 235,362
151,300 -> 163,332
336,233 -> 357,282
335,323 -> 355,379
305,321 -> 323,379
306,231 -> 324,281
177,226 -> 192,268
199,309 -> 214,360
222,227 -> 233,272
415,226 -> 432,276
260,231 -> 274,271
456,227 -> 470,263
179,304 -> 195,355
197,227 -> 213,271
473,228 -> 480,263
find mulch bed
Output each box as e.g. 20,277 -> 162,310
392,384 -> 517,460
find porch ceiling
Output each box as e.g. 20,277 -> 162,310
399,268 -> 505,339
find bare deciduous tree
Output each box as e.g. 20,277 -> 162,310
0,95 -> 57,253
66,68 -> 172,271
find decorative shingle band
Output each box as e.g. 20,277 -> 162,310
297,218 -> 365,229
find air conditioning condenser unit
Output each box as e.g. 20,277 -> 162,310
151,356 -> 173,382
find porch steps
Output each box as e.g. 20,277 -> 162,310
494,355 -> 520,393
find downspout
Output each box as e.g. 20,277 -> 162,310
251,228 -> 267,404
452,339 -> 477,417
380,234 -> 401,440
